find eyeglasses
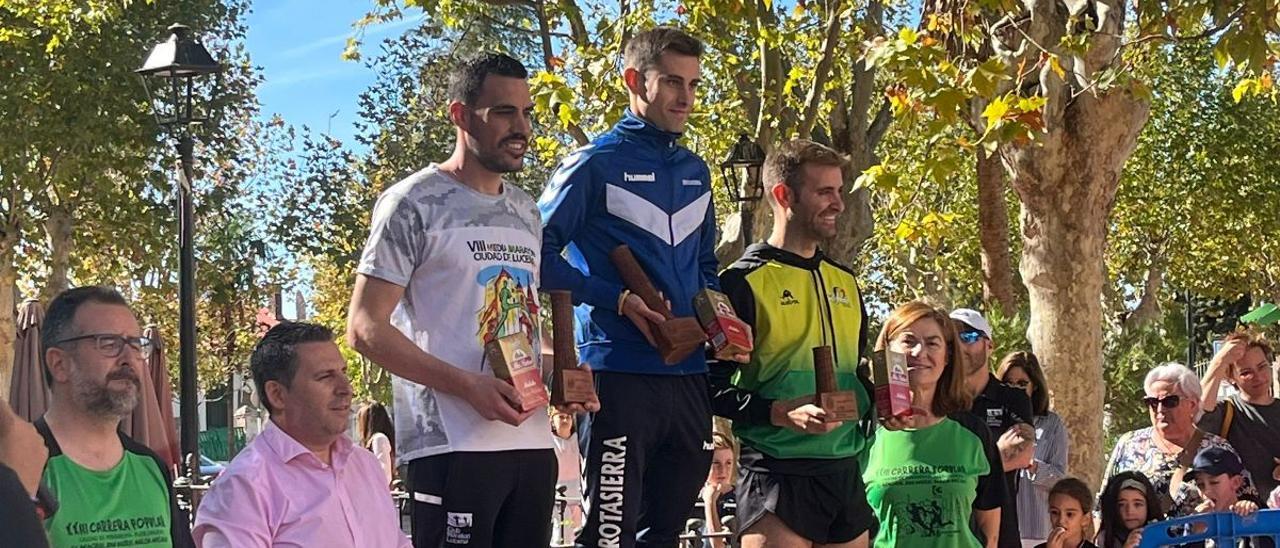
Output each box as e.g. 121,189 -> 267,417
958,330 -> 986,345
1143,394 -> 1182,410
55,334 -> 153,358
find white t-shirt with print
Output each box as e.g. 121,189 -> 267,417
357,165 -> 552,463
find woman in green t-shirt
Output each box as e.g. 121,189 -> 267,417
863,301 -> 1006,548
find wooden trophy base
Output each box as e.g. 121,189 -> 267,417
818,391 -> 860,422
552,368 -> 595,406
655,317 -> 709,365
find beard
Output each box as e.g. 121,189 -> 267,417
470,135 -> 527,174
71,365 -> 141,418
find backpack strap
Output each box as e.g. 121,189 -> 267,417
1219,399 -> 1236,439
1169,429 -> 1206,500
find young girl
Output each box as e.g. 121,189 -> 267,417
1037,478 -> 1098,548
1095,472 -> 1163,548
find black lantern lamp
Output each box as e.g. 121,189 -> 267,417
719,133 -> 766,202
137,23 -> 222,482
137,24 -> 221,128
719,134 -> 766,244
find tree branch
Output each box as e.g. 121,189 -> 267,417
754,0 -> 785,145
476,11 -> 570,39
533,0 -> 589,145
1123,254 -> 1165,331
867,100 -> 893,149
558,0 -> 589,47
1126,6 -> 1244,48
797,0 -> 844,139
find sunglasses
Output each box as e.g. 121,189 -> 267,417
958,330 -> 986,345
1143,395 -> 1181,410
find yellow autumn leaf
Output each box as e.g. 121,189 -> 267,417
899,28 -> 918,46
1048,54 -> 1066,79
1232,79 -> 1254,103
982,99 -> 1009,128
895,222 -> 918,242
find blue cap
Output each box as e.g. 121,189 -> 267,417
1191,446 -> 1244,478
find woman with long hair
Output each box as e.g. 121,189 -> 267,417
1094,471 -> 1161,548
997,351 -> 1070,548
862,301 -> 1005,547
356,401 -> 396,487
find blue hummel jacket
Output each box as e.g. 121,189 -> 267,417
539,110 -> 720,375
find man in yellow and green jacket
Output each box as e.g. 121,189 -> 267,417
709,139 -> 876,547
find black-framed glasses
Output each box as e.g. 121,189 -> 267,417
1143,394 -> 1181,410
958,330 -> 986,345
55,334 -> 153,358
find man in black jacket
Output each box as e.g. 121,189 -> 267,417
952,308 -> 1034,548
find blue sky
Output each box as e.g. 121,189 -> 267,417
245,0 -> 418,148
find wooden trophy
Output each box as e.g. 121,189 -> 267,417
609,245 -> 708,365
813,346 -> 858,422
549,290 -> 596,406
484,333 -> 549,412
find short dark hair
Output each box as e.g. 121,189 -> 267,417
447,53 -> 529,105
997,351 -> 1051,416
623,27 -> 703,72
251,322 -> 335,414
763,139 -> 848,198
41,286 -> 131,384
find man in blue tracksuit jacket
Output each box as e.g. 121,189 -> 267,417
539,27 -> 737,548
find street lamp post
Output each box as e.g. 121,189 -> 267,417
719,134 -> 767,244
137,24 -> 222,479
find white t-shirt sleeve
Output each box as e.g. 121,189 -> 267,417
357,189 -> 427,287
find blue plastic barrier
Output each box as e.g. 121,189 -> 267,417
1139,509 -> 1280,547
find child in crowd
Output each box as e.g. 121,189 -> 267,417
690,424 -> 738,548
1189,446 -> 1273,548
1038,478 -> 1100,548
1096,472 -> 1163,548
550,408 -> 584,545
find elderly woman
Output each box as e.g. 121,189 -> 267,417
997,352 -> 1068,548
1101,362 -> 1256,517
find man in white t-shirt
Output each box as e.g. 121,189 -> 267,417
348,52 -> 596,547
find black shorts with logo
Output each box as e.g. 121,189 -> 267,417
407,449 -> 557,547
735,456 -> 874,545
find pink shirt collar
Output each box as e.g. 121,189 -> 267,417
259,419 -> 354,469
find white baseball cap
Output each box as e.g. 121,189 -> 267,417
949,308 -> 993,340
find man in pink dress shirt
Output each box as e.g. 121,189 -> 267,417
193,322 -> 411,548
